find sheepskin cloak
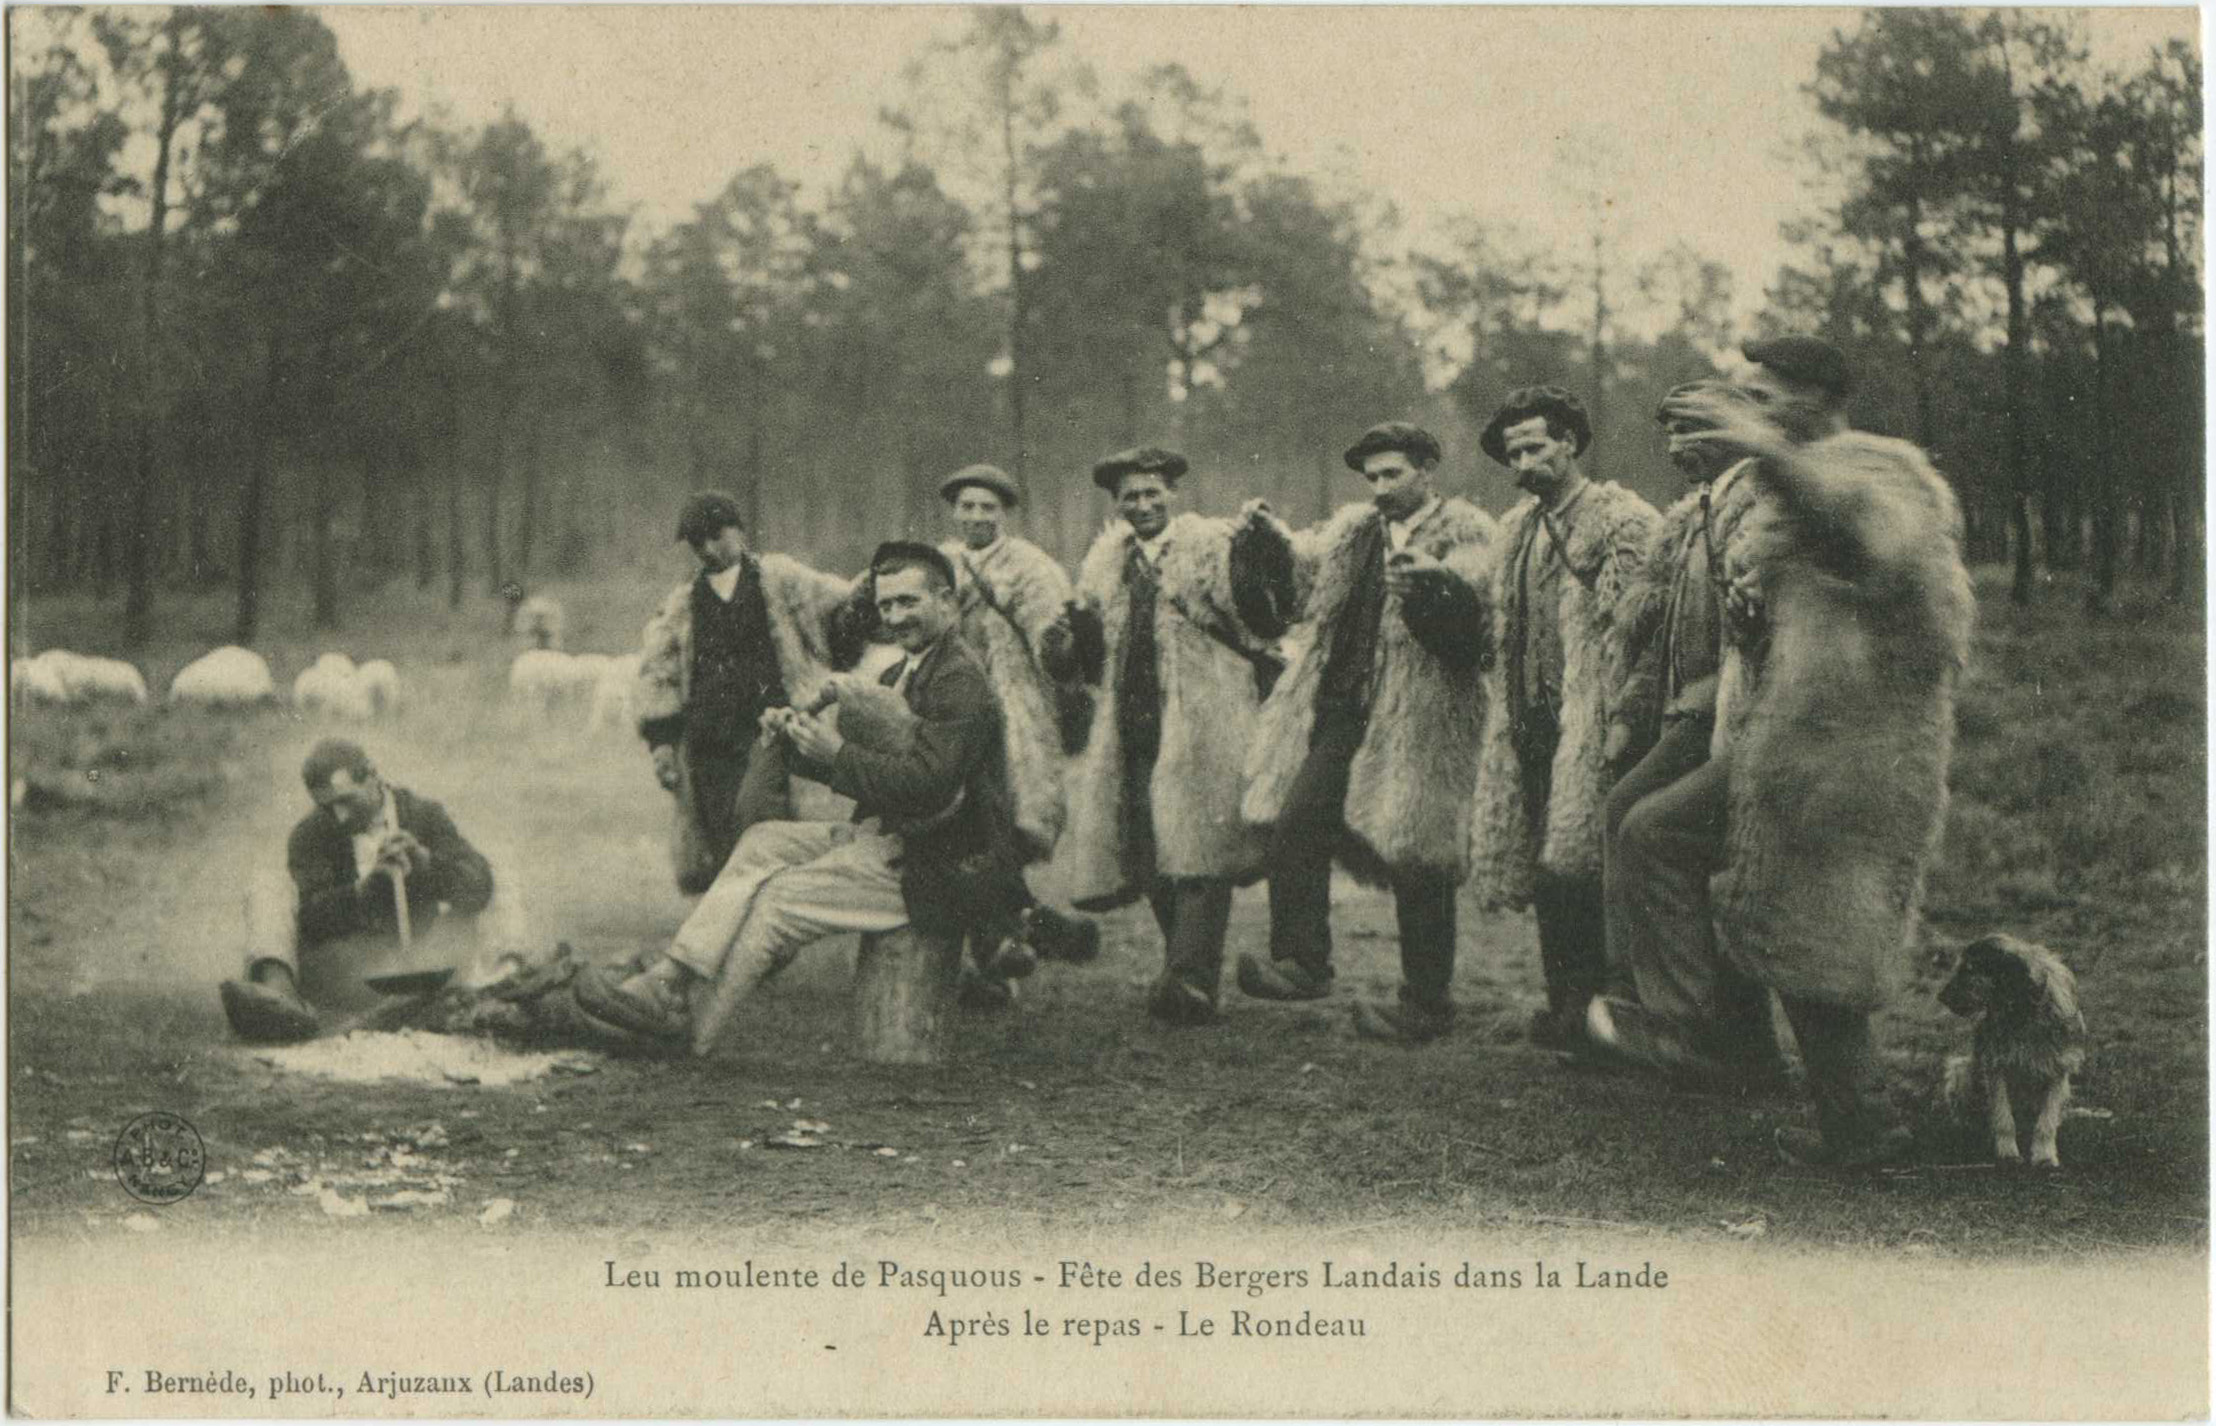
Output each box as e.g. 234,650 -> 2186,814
1469,481 -> 1659,907
940,535 -> 1073,862
1239,499 -> 1497,881
1062,514 -> 1265,907
634,554 -> 863,891
1707,433 -> 1974,1012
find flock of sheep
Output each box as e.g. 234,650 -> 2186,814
12,595 -> 638,734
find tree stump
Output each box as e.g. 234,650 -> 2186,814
852,928 -> 962,1065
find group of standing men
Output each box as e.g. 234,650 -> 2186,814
512,333 -> 1973,1169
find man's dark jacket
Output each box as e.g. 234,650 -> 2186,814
286,786 -> 496,947
823,634 -> 1025,936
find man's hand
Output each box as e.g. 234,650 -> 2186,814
1238,497 -> 1276,528
650,744 -> 680,792
784,709 -> 845,764
1723,569 -> 1766,644
1603,721 -> 1632,767
1662,386 -> 1788,463
1384,549 -> 1447,600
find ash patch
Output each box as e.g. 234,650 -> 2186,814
244,1030 -> 602,1088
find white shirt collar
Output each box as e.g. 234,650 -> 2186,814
1387,496 -> 1441,551
705,563 -> 742,602
1131,525 -> 1172,564
349,785 -> 397,882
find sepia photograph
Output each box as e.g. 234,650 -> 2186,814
6,3 -> 2208,1417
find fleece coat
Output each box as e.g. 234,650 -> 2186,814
1469,481 -> 1659,908
1706,433 -> 1975,1012
633,554 -> 864,891
1061,514 -> 1265,908
940,535 -> 1073,862
1239,499 -> 1498,881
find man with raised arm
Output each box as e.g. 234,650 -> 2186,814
1587,337 -> 1974,1169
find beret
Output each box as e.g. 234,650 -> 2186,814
1480,386 -> 1592,466
870,539 -> 957,591
1742,335 -> 1853,400
1091,446 -> 1189,493
938,463 -> 1020,508
675,490 -> 745,546
1342,421 -> 1442,472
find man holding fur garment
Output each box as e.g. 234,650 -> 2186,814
633,491 -> 873,893
1227,422 -> 1496,1044
934,463 -> 1101,974
1467,387 -> 1659,1051
578,542 -> 1026,1052
1594,380 -> 1781,1082
1586,337 -> 1974,1169
1038,447 -> 1270,1025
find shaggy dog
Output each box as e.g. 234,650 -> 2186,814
1938,933 -> 2088,1168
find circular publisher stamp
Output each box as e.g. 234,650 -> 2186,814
113,1111 -> 206,1205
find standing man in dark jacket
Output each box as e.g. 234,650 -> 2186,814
580,543 -> 1023,1053
218,739 -> 499,1042
633,491 -> 871,893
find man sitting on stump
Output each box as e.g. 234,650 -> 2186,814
219,739 -> 499,1042
1229,422 -> 1497,1044
577,542 -> 1023,1052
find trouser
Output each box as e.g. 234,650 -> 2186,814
675,820 -> 911,1053
1147,879 -> 1235,997
241,871 -> 527,1010
1516,724 -> 1606,1015
1266,783 -> 1458,1012
1779,995 -> 1891,1150
1602,719 -> 1774,1064
688,739 -> 756,874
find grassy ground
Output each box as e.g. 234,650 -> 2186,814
7,566 -> 2206,1253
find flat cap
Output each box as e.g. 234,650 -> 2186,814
938,463 -> 1020,508
869,539 -> 957,591
1743,335 -> 1853,401
1481,386 -> 1592,466
1091,446 -> 1189,493
675,490 -> 745,546
1343,421 -> 1442,472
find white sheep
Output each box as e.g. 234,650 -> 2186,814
509,649 -> 602,716
15,650 -> 148,705
515,595 -> 567,652
293,652 -> 372,721
11,654 -> 69,706
168,646 -> 276,707
587,652 -> 642,733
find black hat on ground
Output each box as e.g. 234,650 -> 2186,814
1742,335 -> 1853,401
938,463 -> 1021,508
869,539 -> 957,592
1480,386 -> 1593,466
1342,421 -> 1442,472
675,490 -> 745,547
1091,447 -> 1189,493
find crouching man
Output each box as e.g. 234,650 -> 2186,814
1587,337 -> 1974,1168
576,542 -> 1024,1052
218,739 -> 501,1042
